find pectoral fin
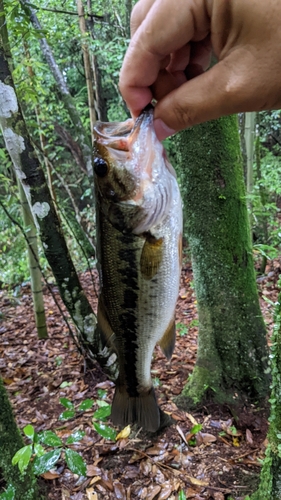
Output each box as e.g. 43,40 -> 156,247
159,318 -> 176,360
97,297 -> 115,349
140,234 -> 163,280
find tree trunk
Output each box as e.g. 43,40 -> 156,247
0,34 -> 117,377
0,378 -> 40,499
17,181 -> 48,339
174,116 -> 269,409
251,281 -> 281,500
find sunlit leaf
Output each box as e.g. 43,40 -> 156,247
78,399 -> 94,411
38,430 -> 63,447
59,397 -> 74,409
12,445 -> 32,473
33,443 -> 46,457
190,424 -> 203,435
93,405 -> 111,421
66,430 -> 85,444
93,422 -> 116,441
23,424 -> 35,441
59,410 -> 75,421
65,449 -> 87,476
33,449 -> 61,475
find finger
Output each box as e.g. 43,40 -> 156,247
130,0 -> 156,36
153,47 -> 281,140
119,0 -> 209,116
151,69 -> 187,102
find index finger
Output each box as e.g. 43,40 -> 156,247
119,0 -> 210,116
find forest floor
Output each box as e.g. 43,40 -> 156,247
0,257 -> 280,500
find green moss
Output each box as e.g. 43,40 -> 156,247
0,378 -> 40,499
174,116 -> 269,408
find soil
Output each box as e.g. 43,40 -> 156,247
0,257 -> 280,500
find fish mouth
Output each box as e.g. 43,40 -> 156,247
93,104 -> 155,152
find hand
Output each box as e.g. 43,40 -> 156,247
119,0 -> 281,140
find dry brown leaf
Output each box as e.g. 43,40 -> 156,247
146,484 -> 161,500
186,476 -> 209,487
89,476 -> 101,486
158,484 -> 173,500
41,471 -> 60,480
185,412 -> 198,426
86,488 -> 98,500
113,481 -> 126,499
246,428 -> 254,446
87,465 -> 101,477
176,424 -> 188,445
201,432 -> 217,444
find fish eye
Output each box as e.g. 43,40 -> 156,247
94,157 -> 108,178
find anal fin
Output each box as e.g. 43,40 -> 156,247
159,318 -> 176,360
111,384 -> 160,433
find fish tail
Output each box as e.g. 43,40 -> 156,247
111,384 -> 160,432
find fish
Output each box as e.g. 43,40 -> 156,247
93,105 -> 182,432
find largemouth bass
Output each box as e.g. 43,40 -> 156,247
93,106 -> 182,432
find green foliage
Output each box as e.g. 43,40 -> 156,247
12,423 -> 87,477
0,485 -> 15,500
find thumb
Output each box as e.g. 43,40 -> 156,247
153,52 -> 281,140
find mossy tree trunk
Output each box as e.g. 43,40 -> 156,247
0,378 -> 40,499
251,282 -> 281,500
174,116 -> 269,409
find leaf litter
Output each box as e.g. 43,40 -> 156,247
0,258 -> 280,499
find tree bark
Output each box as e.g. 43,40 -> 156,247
251,280 -> 281,500
0,378 -> 40,499
174,116 -> 269,409
17,181 -> 48,339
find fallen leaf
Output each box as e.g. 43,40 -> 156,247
86,465 -> 101,477
41,471 -> 60,480
116,425 -> 131,440
246,428 -> 254,446
147,484 -> 161,500
187,476 -> 209,487
176,425 -> 188,445
86,488 -> 98,500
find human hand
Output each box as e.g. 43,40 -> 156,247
119,0 -> 281,140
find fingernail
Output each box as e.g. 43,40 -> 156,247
154,119 -> 176,141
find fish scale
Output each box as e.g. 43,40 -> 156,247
94,106 -> 182,432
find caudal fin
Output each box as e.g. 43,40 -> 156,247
111,385 -> 160,432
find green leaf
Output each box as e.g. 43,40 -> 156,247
0,485 -> 15,500
23,424 -> 35,441
93,406 -> 111,421
96,400 -> 109,407
38,430 -> 63,447
60,381 -> 72,388
59,410 -> 75,421
33,443 -> 46,458
66,430 -> 85,444
97,389 -> 107,399
12,445 -> 32,473
33,449 -> 61,475
178,490 -> 186,500
60,397 -> 74,409
190,424 -> 203,435
93,422 -> 116,441
65,449 -> 87,476
78,399 -> 94,411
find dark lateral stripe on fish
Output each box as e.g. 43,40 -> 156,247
116,232 -> 140,398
